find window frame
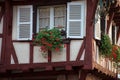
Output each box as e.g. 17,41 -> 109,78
36,5 -> 66,33
17,5 -> 33,40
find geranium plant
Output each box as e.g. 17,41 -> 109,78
34,28 -> 63,53
112,45 -> 120,62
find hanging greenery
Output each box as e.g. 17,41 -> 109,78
34,28 -> 63,53
100,34 -> 112,57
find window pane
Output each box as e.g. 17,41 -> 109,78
38,7 -> 50,30
54,6 -> 66,29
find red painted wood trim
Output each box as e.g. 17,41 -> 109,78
30,43 -> 33,64
48,50 -> 52,62
0,70 -> 78,78
66,43 -> 70,61
107,12 -> 114,34
79,70 -> 88,80
46,65 -> 53,71
0,8 -> 7,65
65,41 -> 71,70
84,0 -> 98,69
0,61 -> 84,71
117,27 -> 120,42
91,0 -> 99,22
0,6 -> 5,22
4,0 -> 13,65
12,40 -> 32,42
0,34 -> 3,37
0,0 -> 13,65
33,5 -> 37,34
12,0 -> 68,5
11,44 -> 19,64
76,38 -> 85,61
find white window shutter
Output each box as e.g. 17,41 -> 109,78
94,6 -> 101,40
17,5 -> 33,40
94,21 -> 101,40
67,2 -> 84,38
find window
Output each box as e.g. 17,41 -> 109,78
37,1 -> 85,38
17,5 -> 33,40
37,5 -> 66,32
15,1 -> 85,40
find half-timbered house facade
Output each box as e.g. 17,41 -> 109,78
0,0 -> 120,80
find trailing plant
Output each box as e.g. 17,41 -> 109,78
100,34 -> 112,57
34,28 -> 63,53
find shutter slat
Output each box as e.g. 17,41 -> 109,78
19,24 -> 30,38
19,8 -> 31,22
18,5 -> 33,40
69,21 -> 81,36
70,5 -> 81,19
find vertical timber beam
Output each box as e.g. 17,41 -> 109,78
66,42 -> 72,70
1,0 -> 13,65
0,5 -> 5,22
117,27 -> 120,43
79,70 -> 88,80
84,0 -> 98,69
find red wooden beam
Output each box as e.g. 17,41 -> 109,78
12,0 -> 69,5
4,0 -> 13,65
66,43 -> 70,61
0,5 -> 5,22
0,34 -> 3,38
0,0 -> 13,65
0,2 -> 8,65
65,42 -> 71,70
84,0 -> 98,69
0,61 -> 84,71
115,22 -> 120,26
79,70 -> 88,80
30,43 -> 33,64
117,27 -> 120,42
0,70 -> 78,78
48,50 -> 52,62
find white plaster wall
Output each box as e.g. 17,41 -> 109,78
11,55 -> 15,64
117,38 -> 120,45
0,17 -> 3,33
33,46 -> 48,63
0,38 -> 2,60
80,50 -> 85,60
52,47 -> 66,62
108,23 -> 112,41
12,6 -> 18,40
93,41 -> 100,63
70,40 -> 83,61
13,42 -> 30,63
